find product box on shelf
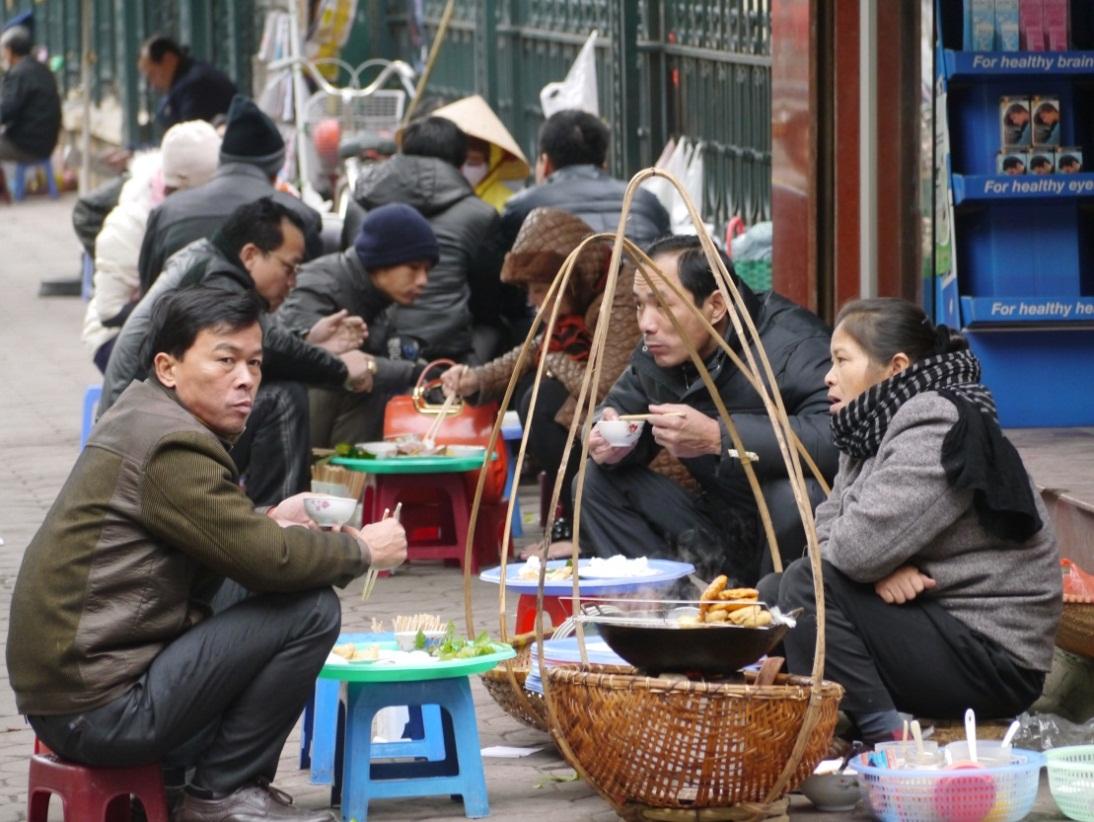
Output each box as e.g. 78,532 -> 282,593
1029,146 -> 1056,174
1032,95 -> 1061,145
995,0 -> 1020,50
1019,0 -> 1045,50
1056,147 -> 1083,172
966,0 -> 997,50
997,147 -> 1030,174
1043,0 -> 1070,51
1000,96 -> 1032,146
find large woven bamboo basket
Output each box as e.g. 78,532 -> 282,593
547,666 -> 843,820
480,637 -> 550,732
462,168 -> 842,819
1056,602 -> 1094,659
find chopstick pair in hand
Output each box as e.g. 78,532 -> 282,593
361,502 -> 402,601
423,392 -> 457,445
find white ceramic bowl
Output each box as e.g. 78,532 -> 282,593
303,494 -> 358,528
355,441 -> 397,459
799,773 -> 862,812
596,418 -> 644,447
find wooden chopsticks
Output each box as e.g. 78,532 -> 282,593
361,502 -> 402,601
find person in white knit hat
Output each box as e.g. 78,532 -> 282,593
82,120 -> 220,371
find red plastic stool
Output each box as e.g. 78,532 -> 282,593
27,752 -> 169,822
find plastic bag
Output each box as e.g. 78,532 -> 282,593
540,30 -> 599,118
1062,558 -> 1094,602
1012,711 -> 1094,751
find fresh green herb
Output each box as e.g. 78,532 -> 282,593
415,628 -> 426,650
429,622 -> 498,660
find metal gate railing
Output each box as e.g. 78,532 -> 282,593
379,0 -> 772,229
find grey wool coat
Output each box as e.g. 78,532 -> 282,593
817,391 -> 1061,673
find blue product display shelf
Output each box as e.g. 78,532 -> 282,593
964,328 -> 1094,427
952,172 -> 1094,204
944,49 -> 1094,80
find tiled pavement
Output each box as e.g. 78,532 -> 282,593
0,196 -> 1071,820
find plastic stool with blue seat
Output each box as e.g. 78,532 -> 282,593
11,158 -> 59,201
301,632 -> 445,795
80,385 -> 102,450
499,410 -> 524,538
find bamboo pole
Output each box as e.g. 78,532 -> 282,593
462,169 -> 833,818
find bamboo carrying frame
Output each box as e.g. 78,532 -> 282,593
461,170 -> 840,819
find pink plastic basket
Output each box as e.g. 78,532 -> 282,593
854,749 -> 1044,822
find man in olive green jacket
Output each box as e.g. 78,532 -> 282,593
7,287 -> 406,821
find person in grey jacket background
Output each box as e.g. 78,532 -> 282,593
761,298 -> 1060,744
137,95 -> 322,294
276,203 -> 440,447
500,108 -> 670,252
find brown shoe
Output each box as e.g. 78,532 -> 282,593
174,780 -> 336,821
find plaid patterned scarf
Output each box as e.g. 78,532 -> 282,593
831,350 -> 994,459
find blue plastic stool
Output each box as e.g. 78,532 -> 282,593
80,385 -> 102,450
12,158 -> 59,201
341,676 -> 488,820
303,677 -> 445,789
80,251 -> 94,301
500,416 -> 524,538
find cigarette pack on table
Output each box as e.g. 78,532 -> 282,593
1000,97 -> 1032,147
966,0 -> 996,51
995,0 -> 1020,50
1029,146 -> 1056,175
1020,0 -> 1045,50
1043,0 -> 1069,50
1056,147 -> 1083,173
1032,96 -> 1061,146
997,148 -> 1029,175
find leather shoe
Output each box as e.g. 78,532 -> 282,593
174,780 -> 336,821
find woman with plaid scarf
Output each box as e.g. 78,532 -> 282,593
760,298 -> 1060,744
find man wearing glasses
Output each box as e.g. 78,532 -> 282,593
101,197 -> 376,507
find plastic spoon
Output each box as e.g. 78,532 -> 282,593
1001,719 -> 1020,750
965,708 -> 978,765
911,719 -> 925,762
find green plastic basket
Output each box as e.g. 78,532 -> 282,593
734,259 -> 772,292
1046,745 -> 1094,822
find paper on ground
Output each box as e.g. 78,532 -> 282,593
481,745 -> 543,758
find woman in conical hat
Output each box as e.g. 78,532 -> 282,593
426,94 -> 530,211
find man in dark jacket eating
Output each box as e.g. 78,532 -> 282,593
582,236 -> 837,584
8,286 -> 407,820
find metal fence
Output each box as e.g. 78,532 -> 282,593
1,0 -> 771,226
0,0 -> 255,147
375,0 -> 772,228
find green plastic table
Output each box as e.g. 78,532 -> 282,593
331,453 -> 491,569
331,454 -> 485,474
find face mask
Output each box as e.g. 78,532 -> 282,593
461,162 -> 488,188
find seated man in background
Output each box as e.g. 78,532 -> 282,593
0,25 -> 61,165
138,33 -> 237,129
101,197 -> 374,506
582,236 -> 837,585
500,108 -> 669,252
277,202 -> 439,447
8,287 -> 407,820
138,94 -> 322,294
348,115 -> 503,363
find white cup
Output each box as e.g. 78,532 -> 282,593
596,418 -> 645,447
